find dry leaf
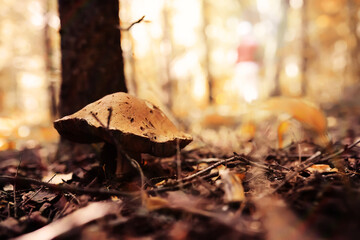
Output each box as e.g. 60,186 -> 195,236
238,121 -> 256,140
262,97 -> 330,147
155,179 -> 166,187
306,164 -> 338,173
145,195 -> 169,211
219,169 -> 245,202
3,184 -> 13,191
42,172 -> 73,184
277,120 -> 290,148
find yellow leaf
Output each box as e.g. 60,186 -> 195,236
155,180 -> 166,187
262,97 -> 330,147
238,121 -> 256,140
306,164 -> 338,173
277,120 -> 290,149
145,195 -> 169,211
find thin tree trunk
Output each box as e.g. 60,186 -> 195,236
300,0 -> 309,96
44,1 -> 57,119
58,0 -> 127,117
347,0 -> 360,83
270,0 -> 289,97
201,0 -> 213,103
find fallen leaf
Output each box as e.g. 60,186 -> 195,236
3,184 -> 13,191
155,180 -> 166,187
261,97 -> 330,147
22,191 -> 57,203
219,169 -> 245,202
145,195 -> 169,211
238,121 -> 256,140
306,164 -> 338,173
277,121 -> 290,149
42,172 -> 73,184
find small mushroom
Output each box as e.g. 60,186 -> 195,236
54,92 -> 192,176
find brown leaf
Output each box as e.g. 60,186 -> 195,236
144,195 -> 169,211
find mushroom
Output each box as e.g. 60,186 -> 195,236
54,92 -> 192,176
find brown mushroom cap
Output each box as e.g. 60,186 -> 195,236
54,92 -> 192,157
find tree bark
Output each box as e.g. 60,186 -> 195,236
58,0 -> 127,117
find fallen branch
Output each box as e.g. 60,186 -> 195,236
0,175 -> 137,198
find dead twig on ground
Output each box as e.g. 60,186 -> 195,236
267,139 -> 360,196
235,153 -> 290,172
177,156 -> 238,183
0,175 -> 137,198
178,154 -> 285,185
148,171 -> 219,194
268,151 -> 322,196
13,158 -> 22,218
19,174 -> 57,208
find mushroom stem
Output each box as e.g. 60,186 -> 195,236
101,142 -> 141,178
116,151 -> 141,177
101,142 -> 117,177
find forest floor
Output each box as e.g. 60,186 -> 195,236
0,105 -> 360,240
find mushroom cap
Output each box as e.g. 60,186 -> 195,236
54,92 -> 192,157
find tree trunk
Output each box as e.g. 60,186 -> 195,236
58,0 -> 127,117
56,0 -> 127,162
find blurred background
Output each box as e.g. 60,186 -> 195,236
0,0 -> 359,150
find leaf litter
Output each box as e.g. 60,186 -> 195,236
0,109 -> 359,239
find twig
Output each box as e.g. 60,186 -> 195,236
13,158 -> 22,218
269,151 -> 321,195
178,156 -> 238,183
184,158 -> 223,164
319,139 -> 360,162
0,175 -> 137,198
176,154 -> 284,184
236,155 -> 290,172
90,109 -> 146,204
147,181 -> 190,194
19,174 -> 57,208
268,139 -> 360,196
119,16 -> 145,31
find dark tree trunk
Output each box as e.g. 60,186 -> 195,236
56,0 -> 127,161
58,0 -> 127,117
